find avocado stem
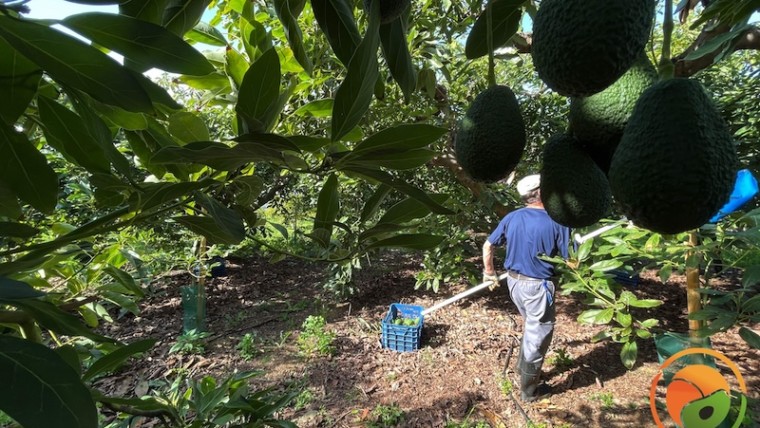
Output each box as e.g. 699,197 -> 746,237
659,0 -> 676,80
486,4 -> 496,87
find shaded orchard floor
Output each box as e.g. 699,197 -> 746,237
95,252 -> 760,427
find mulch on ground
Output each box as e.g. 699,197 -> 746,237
95,252 -> 760,428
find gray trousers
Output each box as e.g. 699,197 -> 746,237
506,275 -> 556,365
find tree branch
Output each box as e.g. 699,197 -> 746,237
674,25 -> 760,77
505,25 -> 760,77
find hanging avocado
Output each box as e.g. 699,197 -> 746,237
540,134 -> 611,228
454,85 -> 526,183
609,78 -> 739,234
531,0 -> 655,97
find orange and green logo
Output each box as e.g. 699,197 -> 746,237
649,348 -> 748,428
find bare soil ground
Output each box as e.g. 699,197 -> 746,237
96,252 -> 760,428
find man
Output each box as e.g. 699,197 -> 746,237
482,174 -> 570,402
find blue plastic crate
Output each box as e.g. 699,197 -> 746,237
381,303 -> 424,352
610,268 -> 640,287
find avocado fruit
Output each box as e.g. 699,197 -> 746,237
569,55 -> 658,147
608,78 -> 738,234
363,0 -> 410,24
569,56 -> 658,174
540,134 -> 611,227
531,0 -> 656,97
455,85 -> 526,183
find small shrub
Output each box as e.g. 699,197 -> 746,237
294,388 -> 315,410
546,348 -> 574,372
236,332 -> 262,361
498,376 -> 514,396
367,404 -> 404,428
169,329 -> 209,355
297,315 -> 336,358
591,391 -> 616,409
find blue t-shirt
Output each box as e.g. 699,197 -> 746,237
487,207 -> 570,279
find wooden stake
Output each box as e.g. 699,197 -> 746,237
686,231 -> 702,335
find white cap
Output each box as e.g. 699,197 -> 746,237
516,174 -> 541,196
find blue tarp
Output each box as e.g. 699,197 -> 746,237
709,169 -> 759,223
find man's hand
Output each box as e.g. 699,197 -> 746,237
483,271 -> 500,291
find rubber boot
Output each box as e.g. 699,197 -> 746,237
518,357 -> 549,402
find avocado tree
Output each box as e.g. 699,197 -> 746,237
0,0 -> 759,426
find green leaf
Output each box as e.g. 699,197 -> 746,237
0,182 -> 21,219
628,298 -> 663,308
351,124 -> 447,155
331,2 -> 380,141
294,99 -> 334,118
620,340 -> 638,369
465,0 -> 526,59
174,216 -> 243,245
0,15 -> 153,113
379,19 -> 416,101
358,223 -> 408,241
240,17 -> 273,63
0,37 -> 41,124
274,0 -> 313,75
742,265 -> 760,287
738,327 -> 760,349
150,141 -> 260,170
66,89 -> 136,178
575,239 -> 592,262
179,71 -> 232,92
312,174 -> 340,247
742,294 -> 760,313
162,0 -> 210,37
0,277 -> 45,300
659,264 -> 673,283
591,330 -> 613,342
594,308 -> 614,324
360,184 -> 391,222
0,336 -> 97,428
118,0 -> 168,24
311,0 -> 361,66
685,24 -> 752,61
236,48 -> 281,133
94,102 -> 149,131
1,299 -> 115,343
615,311 -> 633,328
588,259 -> 623,272
233,176 -> 264,205
225,46 -> 249,88
168,111 -> 210,144
577,309 -> 603,324
0,124 -> 58,213
377,194 -> 449,225
83,339 -> 157,381
134,181 -> 209,212
38,96 -> 111,174
340,166 -> 453,215
639,318 -> 659,328
186,21 -> 228,46
196,193 -> 246,243
343,149 -> 438,170
54,345 -> 81,375
102,266 -> 144,298
101,291 -> 140,315
365,234 -> 445,251
62,12 -> 214,75
0,221 -> 39,238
